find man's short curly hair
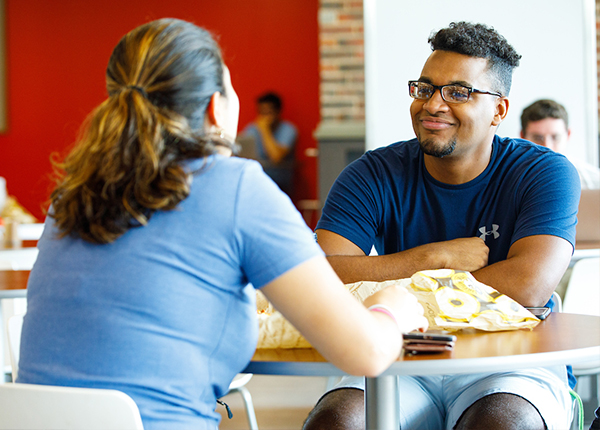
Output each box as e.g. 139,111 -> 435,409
428,22 -> 521,97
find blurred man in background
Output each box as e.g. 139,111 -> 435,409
521,99 -> 600,189
242,92 -> 297,197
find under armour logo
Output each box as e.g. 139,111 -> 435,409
479,224 -> 500,240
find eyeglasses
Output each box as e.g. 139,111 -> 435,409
408,81 -> 502,104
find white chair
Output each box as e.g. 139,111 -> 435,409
7,314 -> 22,381
8,314 -> 258,429
552,290 -> 563,312
0,383 -> 144,430
16,223 -> 45,241
564,257 -> 600,317
563,257 -> 600,426
563,258 -> 600,373
0,248 -> 39,271
1,287 -> 27,381
223,373 -> 259,430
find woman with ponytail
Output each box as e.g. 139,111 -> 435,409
17,19 -> 426,429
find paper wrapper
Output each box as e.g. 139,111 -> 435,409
256,311 -> 312,348
346,270 -> 540,332
256,290 -> 311,348
408,269 -> 540,331
255,290 -> 308,348
255,279 -> 413,348
255,269 -> 540,348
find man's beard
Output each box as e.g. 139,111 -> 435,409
419,137 -> 456,158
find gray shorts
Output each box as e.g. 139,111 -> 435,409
325,366 -> 573,429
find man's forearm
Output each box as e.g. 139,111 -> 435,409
470,236 -> 572,307
257,125 -> 289,163
473,235 -> 573,306
471,261 -> 555,307
326,252 -> 432,284
324,237 -> 490,284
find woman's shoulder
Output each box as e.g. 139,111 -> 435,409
185,155 -> 277,203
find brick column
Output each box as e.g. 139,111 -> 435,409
318,0 -> 365,122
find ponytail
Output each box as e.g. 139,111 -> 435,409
49,19 -> 228,244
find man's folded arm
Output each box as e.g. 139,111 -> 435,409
316,229 -> 489,284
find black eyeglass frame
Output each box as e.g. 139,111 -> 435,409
408,80 -> 503,104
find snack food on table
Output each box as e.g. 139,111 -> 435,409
256,311 -> 312,349
255,269 -> 540,349
256,290 -> 311,348
409,269 -> 540,331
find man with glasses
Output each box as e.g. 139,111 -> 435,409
304,22 -> 578,430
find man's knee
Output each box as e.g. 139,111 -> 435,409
454,392 -> 546,430
303,388 -> 365,430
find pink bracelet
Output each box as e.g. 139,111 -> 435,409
368,304 -> 399,329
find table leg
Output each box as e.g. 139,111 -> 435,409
365,375 -> 399,430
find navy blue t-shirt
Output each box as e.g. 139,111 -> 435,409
317,135 -> 580,387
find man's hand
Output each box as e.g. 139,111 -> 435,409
254,115 -> 289,163
256,115 -> 274,131
432,237 -> 489,272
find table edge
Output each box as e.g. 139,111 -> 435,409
244,346 -> 600,377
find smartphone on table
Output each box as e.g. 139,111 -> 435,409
403,332 -> 457,354
525,307 -> 551,320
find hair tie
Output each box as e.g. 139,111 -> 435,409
125,85 -> 148,98
368,304 -> 401,332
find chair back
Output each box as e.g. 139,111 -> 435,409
7,314 -> 23,381
563,257 -> 600,316
564,257 -> 600,375
0,383 -> 144,429
5,317 -> 144,429
551,290 -> 563,313
0,248 -> 38,270
16,223 -> 45,241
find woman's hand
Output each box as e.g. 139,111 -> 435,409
363,284 -> 429,334
262,256 -> 429,377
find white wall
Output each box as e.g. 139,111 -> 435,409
364,0 -> 598,165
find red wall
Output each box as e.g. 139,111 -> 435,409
0,0 -> 319,221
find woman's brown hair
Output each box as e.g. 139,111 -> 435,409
50,19 -> 231,244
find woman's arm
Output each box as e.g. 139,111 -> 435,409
260,255 -> 428,377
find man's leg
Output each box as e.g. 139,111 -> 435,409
303,388 -> 365,430
445,367 -> 573,430
454,393 -> 545,430
303,375 -> 444,430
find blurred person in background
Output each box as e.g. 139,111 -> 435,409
521,99 -> 600,189
241,92 -> 297,197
